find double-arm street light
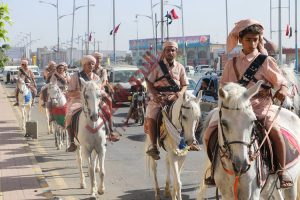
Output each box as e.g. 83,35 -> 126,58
135,14 -> 152,65
70,1 -> 95,65
39,0 -> 60,53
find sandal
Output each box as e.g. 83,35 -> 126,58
204,176 -> 216,186
107,133 -> 120,142
278,171 -> 294,189
188,140 -> 201,151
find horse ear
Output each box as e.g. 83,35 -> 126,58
218,87 -> 228,100
183,92 -> 189,102
79,77 -> 87,87
196,90 -> 202,104
243,80 -> 263,100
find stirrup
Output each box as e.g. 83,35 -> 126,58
146,146 -> 160,160
278,171 -> 294,189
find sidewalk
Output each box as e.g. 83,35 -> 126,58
0,83 -> 52,200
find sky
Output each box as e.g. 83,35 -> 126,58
3,0 -> 300,52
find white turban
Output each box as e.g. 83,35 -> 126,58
81,55 -> 96,66
163,40 -> 178,50
93,52 -> 103,59
21,59 -> 28,65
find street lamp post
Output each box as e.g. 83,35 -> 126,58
164,1 -> 186,66
39,0 -> 59,61
135,14 -> 152,65
70,2 -> 95,66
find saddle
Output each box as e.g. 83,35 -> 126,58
207,122 -> 300,187
70,107 -> 110,140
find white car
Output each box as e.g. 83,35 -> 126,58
186,77 -> 197,96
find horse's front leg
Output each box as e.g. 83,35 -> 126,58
150,158 -> 161,200
87,149 -> 97,197
27,105 -> 31,121
76,145 -> 86,189
97,149 -> 106,195
170,156 -> 182,200
45,108 -> 51,134
164,155 -> 171,198
21,107 -> 26,130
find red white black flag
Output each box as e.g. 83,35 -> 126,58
110,23 -> 121,35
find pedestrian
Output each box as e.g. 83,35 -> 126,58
203,19 -> 292,188
14,59 -> 37,107
144,41 -> 200,160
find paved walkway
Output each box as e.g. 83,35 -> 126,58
0,83 -> 52,200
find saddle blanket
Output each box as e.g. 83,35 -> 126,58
50,105 -> 67,127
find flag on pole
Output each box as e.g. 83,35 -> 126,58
285,24 -> 292,38
170,9 -> 179,20
88,32 -> 92,42
110,23 -> 121,35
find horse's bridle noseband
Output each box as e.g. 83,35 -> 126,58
218,103 -> 258,174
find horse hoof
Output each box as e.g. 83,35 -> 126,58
80,183 -> 86,189
155,196 -> 161,200
98,189 -> 104,195
89,196 -> 96,200
164,190 -> 171,197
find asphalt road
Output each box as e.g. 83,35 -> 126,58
3,82 -> 217,200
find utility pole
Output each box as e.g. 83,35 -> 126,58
295,0 -> 298,72
180,0 -> 186,67
70,0 -> 75,66
160,0 -> 164,47
86,0 -> 90,54
278,0 -> 282,65
113,0 -> 116,64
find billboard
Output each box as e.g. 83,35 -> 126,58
129,35 -> 210,50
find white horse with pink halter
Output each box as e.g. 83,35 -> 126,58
198,81 -> 300,200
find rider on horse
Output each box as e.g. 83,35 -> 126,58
49,62 -> 70,92
144,41 -> 200,160
66,55 -> 119,152
41,61 -> 57,107
203,19 -> 292,188
14,59 -> 37,107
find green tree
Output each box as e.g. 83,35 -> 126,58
0,3 -> 12,69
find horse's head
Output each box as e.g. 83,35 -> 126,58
16,77 -> 28,94
80,78 -> 102,122
172,92 -> 202,146
47,83 -> 66,107
217,81 -> 262,175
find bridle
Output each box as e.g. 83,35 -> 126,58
218,103 -> 258,174
82,86 -> 100,119
18,80 -> 29,94
49,86 -> 63,105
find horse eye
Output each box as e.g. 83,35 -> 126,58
221,120 -> 228,128
85,95 -> 89,99
182,115 -> 187,120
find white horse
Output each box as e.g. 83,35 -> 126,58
146,92 -> 201,200
199,81 -> 300,200
76,78 -> 107,198
47,83 -> 68,150
279,63 -> 300,116
16,78 -> 32,130
38,85 -> 54,134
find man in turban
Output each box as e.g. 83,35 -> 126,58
144,41 -> 200,160
14,59 -> 37,106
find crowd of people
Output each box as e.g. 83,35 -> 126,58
12,17 -> 294,189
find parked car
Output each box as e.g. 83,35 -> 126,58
194,65 -> 213,77
5,69 -> 19,84
35,75 -> 46,95
107,65 -> 146,104
185,65 -> 195,76
0,68 -> 3,81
